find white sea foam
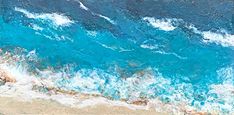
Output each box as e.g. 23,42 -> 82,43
97,42 -> 132,52
140,44 -> 187,59
87,31 -> 98,37
0,52 -> 145,109
216,67 -> 234,85
15,7 -> 73,41
0,50 -> 152,109
207,84 -> 234,113
140,44 -> 158,50
184,23 -> 234,48
100,43 -> 117,51
0,50 -> 176,111
143,17 -> 177,31
154,51 -> 187,60
79,1 -> 89,11
15,7 -> 74,27
197,67 -> 234,113
144,17 -> 234,48
31,24 -> 43,31
97,14 -> 116,24
74,0 -> 115,25
0,63 -> 148,109
201,31 -> 234,47
0,49 -> 233,114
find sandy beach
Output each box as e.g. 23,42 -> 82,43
0,62 -> 210,115
0,97 -> 163,115
0,66 -> 165,115
1,0 -> 234,114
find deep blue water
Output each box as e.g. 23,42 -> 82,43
0,0 -> 234,113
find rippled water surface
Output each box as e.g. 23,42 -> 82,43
0,0 -> 234,114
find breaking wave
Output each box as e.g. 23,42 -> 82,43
143,17 -> 234,48
0,2 -> 233,114
15,7 -> 74,27
0,48 -> 233,114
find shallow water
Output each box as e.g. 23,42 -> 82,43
0,0 -> 234,114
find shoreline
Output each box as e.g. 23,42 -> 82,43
0,59 -> 217,115
0,96 -> 163,115
0,66 -> 165,115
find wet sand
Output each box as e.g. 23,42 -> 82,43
0,97 -> 163,115
0,67 -> 164,115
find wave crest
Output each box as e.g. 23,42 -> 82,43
143,17 -> 178,31
144,17 -> 234,48
15,7 -> 74,27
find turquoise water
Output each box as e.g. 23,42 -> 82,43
0,0 -> 234,113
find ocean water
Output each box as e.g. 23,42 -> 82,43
0,0 -> 234,114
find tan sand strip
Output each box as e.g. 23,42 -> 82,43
0,97 -> 164,115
